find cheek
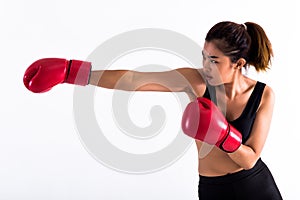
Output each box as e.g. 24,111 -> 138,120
207,67 -> 224,85
210,64 -> 233,84
214,63 -> 233,76
211,65 -> 225,77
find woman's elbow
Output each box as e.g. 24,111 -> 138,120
242,161 -> 256,170
241,156 -> 261,170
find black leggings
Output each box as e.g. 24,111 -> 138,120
198,158 -> 283,200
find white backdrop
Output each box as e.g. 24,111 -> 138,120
1,0 -> 299,199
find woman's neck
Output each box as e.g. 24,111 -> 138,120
221,73 -> 248,100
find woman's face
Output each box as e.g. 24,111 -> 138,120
202,41 -> 237,86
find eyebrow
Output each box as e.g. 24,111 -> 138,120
202,51 -> 219,59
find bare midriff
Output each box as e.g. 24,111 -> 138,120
196,140 -> 243,176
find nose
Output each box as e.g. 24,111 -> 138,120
202,59 -> 211,72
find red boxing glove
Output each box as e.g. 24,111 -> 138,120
181,97 -> 242,153
23,58 -> 91,93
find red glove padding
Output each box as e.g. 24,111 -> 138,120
23,58 -> 91,93
181,97 -> 242,153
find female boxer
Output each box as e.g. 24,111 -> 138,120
24,21 -> 283,199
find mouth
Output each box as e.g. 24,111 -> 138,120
204,74 -> 213,80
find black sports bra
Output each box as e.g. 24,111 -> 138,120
203,81 -> 266,143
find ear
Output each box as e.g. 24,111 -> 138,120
235,58 -> 247,69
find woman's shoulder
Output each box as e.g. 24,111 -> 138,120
176,67 -> 206,97
253,80 -> 274,100
175,67 -> 206,86
262,83 -> 275,103
258,81 -> 275,111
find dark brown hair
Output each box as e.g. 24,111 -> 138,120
205,21 -> 273,71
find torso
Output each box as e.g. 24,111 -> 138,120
188,68 -> 259,176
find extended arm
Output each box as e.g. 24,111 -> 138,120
89,68 -> 203,92
23,57 -> 205,94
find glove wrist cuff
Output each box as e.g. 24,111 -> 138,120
218,124 -> 242,153
65,60 -> 92,85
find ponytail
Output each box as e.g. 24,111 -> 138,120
245,22 -> 273,71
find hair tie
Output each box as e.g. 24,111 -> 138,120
242,23 -> 247,31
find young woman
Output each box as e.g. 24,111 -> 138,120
24,21 -> 283,199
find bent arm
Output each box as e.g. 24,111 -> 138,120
89,68 -> 205,93
228,86 -> 275,169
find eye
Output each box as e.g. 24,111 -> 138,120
210,59 -> 218,64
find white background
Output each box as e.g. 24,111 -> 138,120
1,0 -> 299,199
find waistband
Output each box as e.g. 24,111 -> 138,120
199,158 -> 265,184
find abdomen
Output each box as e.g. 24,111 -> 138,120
196,141 -> 243,176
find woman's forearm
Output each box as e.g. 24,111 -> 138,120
89,70 -> 135,90
228,144 -> 260,170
